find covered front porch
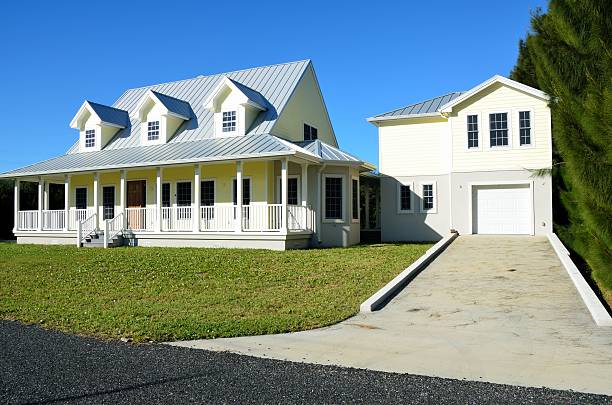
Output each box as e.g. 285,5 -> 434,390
13,157 -> 316,248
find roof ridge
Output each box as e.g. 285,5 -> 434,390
373,91 -> 464,118
86,100 -> 128,112
149,90 -> 190,103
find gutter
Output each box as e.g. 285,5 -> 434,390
367,112 -> 443,125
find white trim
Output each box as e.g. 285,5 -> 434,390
174,179 -> 194,206
464,112 -> 482,152
100,184 -> 116,220
367,112 -> 441,123
199,178 -> 217,206
351,176 -> 360,223
418,181 -> 438,214
515,108 -> 536,149
69,101 -> 128,130
396,180 -> 414,214
203,77 -> 266,112
135,89 -> 190,121
467,180 -> 535,235
485,110 -> 512,149
276,175 -> 300,205
439,75 -> 549,113
322,174 -> 346,223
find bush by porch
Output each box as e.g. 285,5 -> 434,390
0,242 -> 431,342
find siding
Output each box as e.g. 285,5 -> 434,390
450,83 -> 552,172
378,117 -> 448,176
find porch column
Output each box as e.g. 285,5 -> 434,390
43,182 -> 49,210
13,179 -> 19,232
64,175 -> 70,231
155,167 -> 162,232
193,165 -> 200,232
364,186 -> 370,230
37,178 -> 43,231
93,172 -> 99,229
235,161 -> 243,232
120,170 -> 126,228
301,164 -> 308,206
281,158 -> 288,233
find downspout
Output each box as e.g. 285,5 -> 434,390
316,163 -> 327,243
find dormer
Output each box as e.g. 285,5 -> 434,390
70,101 -> 129,152
134,90 -> 191,145
203,77 -> 267,137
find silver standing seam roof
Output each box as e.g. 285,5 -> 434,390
150,91 -> 193,119
87,102 -> 130,128
370,92 -> 464,119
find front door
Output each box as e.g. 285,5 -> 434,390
127,180 -> 146,229
102,186 -> 115,220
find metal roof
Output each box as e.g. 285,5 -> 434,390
87,102 -> 129,127
228,79 -> 269,110
369,92 -> 464,120
295,140 -> 375,169
1,135 -> 320,178
150,91 -> 192,119
67,60 -> 311,153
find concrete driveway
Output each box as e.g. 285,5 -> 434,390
170,236 -> 612,395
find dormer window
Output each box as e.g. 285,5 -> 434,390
147,121 -> 160,141
304,123 -> 318,141
85,129 -> 96,148
222,111 -> 237,133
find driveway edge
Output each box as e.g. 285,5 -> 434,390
360,232 -> 458,312
547,232 -> 612,327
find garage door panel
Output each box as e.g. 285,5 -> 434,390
474,185 -> 531,235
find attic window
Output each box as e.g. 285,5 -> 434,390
85,129 -> 96,148
147,121 -> 160,141
222,111 -> 236,133
304,124 -> 318,141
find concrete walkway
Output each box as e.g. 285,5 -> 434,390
169,236 -> 612,395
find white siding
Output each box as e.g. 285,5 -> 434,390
378,117 -> 448,177
450,83 -> 552,172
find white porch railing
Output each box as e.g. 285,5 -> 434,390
18,210 -> 38,230
69,208 -> 94,231
199,205 -> 236,231
242,204 -> 283,231
103,212 -> 124,248
288,205 -> 315,232
76,213 -> 97,246
125,207 -> 156,231
161,207 -> 193,231
42,210 -> 66,230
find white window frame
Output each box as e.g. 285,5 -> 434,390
200,178 -> 216,207
465,112 -> 482,151
161,182 -> 172,208
276,175 -> 300,205
351,176 -> 360,223
516,108 -> 536,148
174,180 -> 193,207
84,128 -> 96,148
147,120 -> 160,141
75,186 -> 88,210
232,176 -> 252,205
101,184 -> 116,220
396,180 -> 414,214
322,174 -> 345,223
419,181 -> 437,214
486,110 -> 512,149
222,110 -> 237,134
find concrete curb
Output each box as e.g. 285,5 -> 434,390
360,233 -> 458,312
547,232 -> 612,327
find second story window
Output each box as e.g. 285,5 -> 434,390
304,123 -> 318,141
489,113 -> 508,147
519,111 -> 532,146
222,111 -> 237,133
147,121 -> 160,141
85,129 -> 95,148
467,115 -> 479,148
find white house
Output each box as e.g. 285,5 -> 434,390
368,75 -> 553,241
1,60 -> 374,250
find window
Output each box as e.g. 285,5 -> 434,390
201,180 -> 215,206
352,179 -> 359,221
75,188 -> 87,210
147,121 -> 160,141
85,129 -> 95,148
304,123 -> 318,141
489,113 -> 509,147
222,111 -> 237,133
161,183 -> 171,207
102,186 -> 115,220
232,178 -> 251,205
324,176 -> 343,220
422,184 -> 435,211
279,178 -> 299,205
399,184 -> 411,212
176,182 -> 191,206
467,115 -> 479,148
519,111 -> 532,146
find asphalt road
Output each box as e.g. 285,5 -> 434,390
1,321 -> 610,404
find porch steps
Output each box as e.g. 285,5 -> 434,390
82,231 -> 124,248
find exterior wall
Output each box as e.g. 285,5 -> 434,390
272,65 -> 338,147
380,174 -> 450,242
450,83 -> 552,172
125,232 -> 311,250
450,169 -> 552,236
378,117 -> 449,176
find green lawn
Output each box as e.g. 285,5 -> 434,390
0,242 -> 431,342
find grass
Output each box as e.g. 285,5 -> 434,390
0,242 -> 431,342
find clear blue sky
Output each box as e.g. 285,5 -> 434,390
0,0 -> 545,173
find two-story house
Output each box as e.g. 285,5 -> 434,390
1,60 -> 374,249
368,75 -> 552,241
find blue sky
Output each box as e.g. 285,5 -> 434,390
0,0 -> 545,172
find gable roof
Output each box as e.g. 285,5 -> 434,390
70,101 -> 129,129
295,140 -> 375,170
367,92 -> 463,122
149,91 -> 192,119
67,60 -> 312,153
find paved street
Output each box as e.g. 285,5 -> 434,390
172,236 -> 612,395
1,320 -> 610,404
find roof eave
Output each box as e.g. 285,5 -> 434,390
367,112 -> 442,124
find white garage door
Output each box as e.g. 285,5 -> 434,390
474,185 -> 532,235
